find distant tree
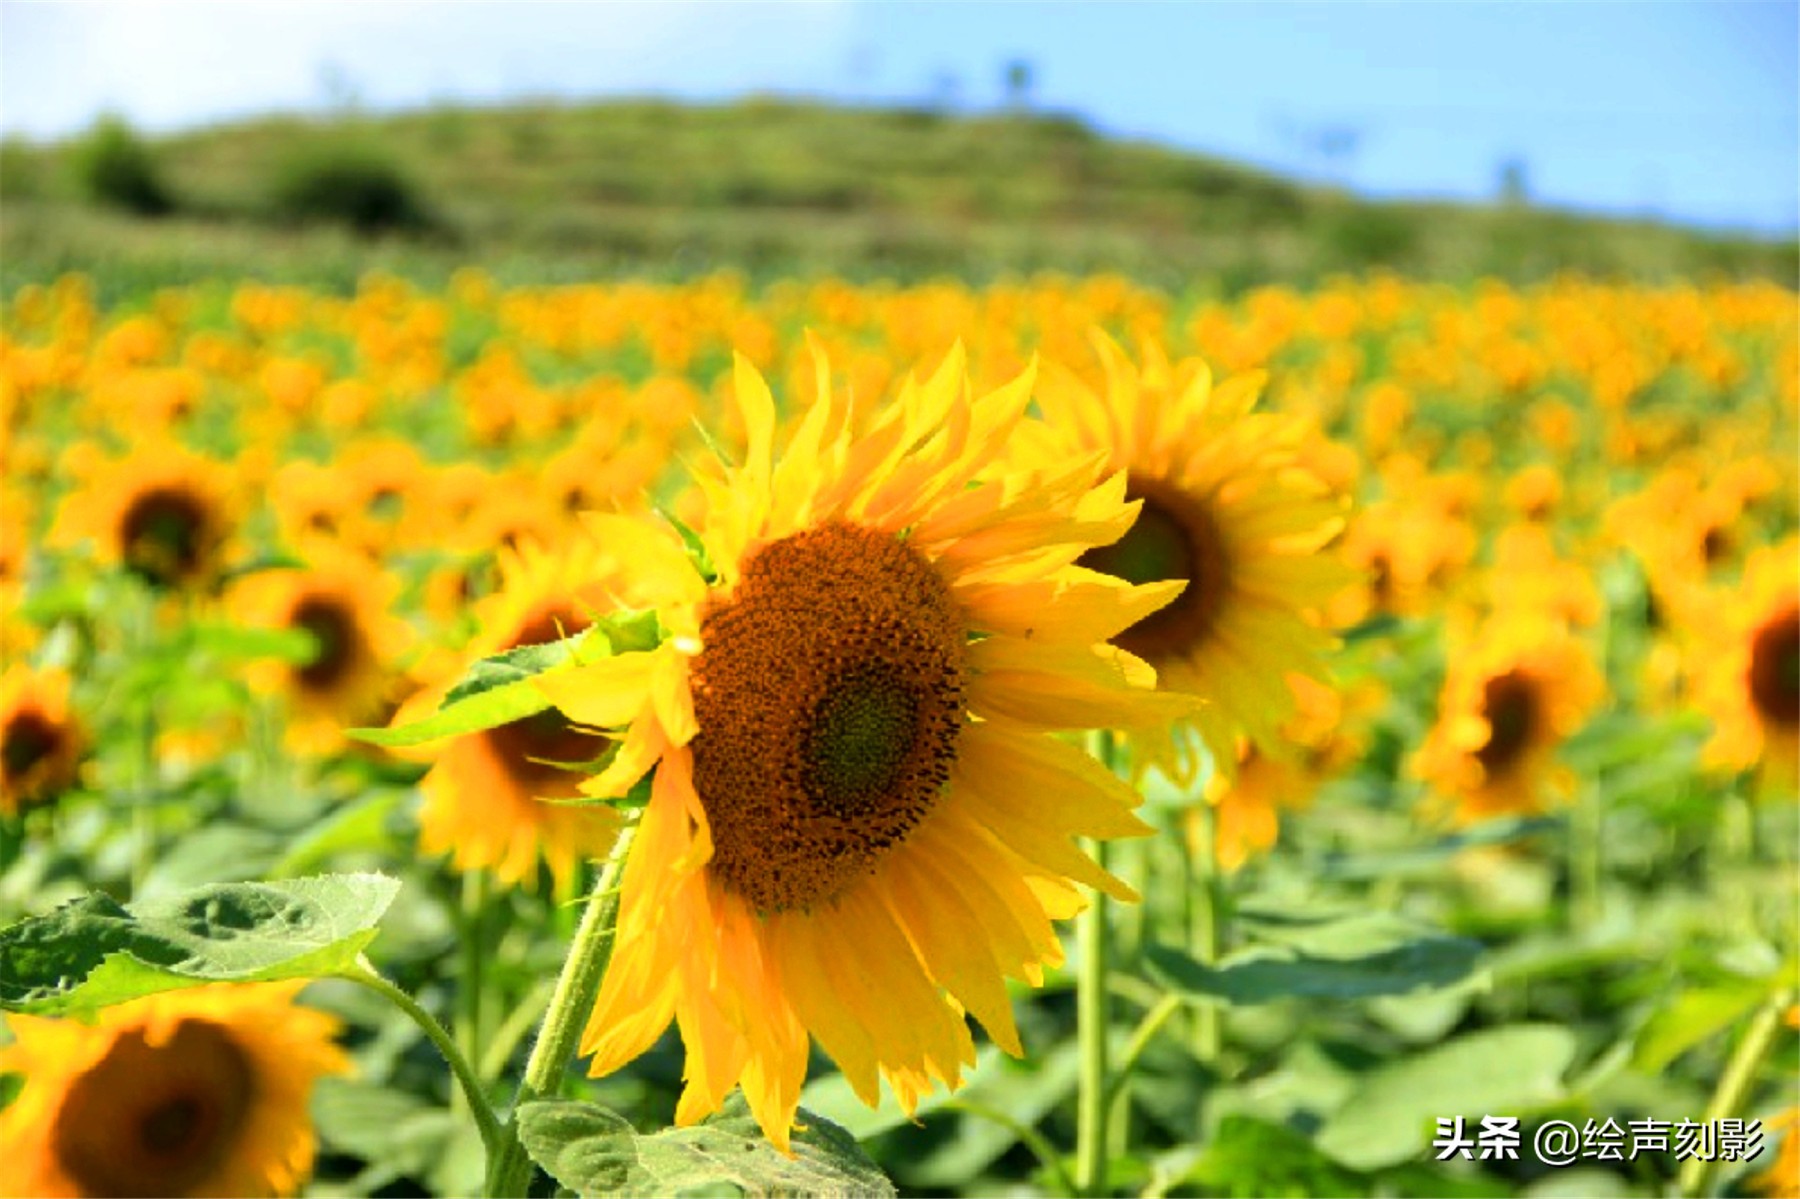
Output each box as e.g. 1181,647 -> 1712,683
1005,58 -> 1035,110
1498,157 -> 1530,206
73,115 -> 174,216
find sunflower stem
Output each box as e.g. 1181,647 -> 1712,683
341,958 -> 502,1157
1570,777 -> 1604,931
1676,986 -> 1794,1199
459,870 -> 489,1076
1076,730 -> 1119,1197
1189,799 -> 1223,1064
485,818 -> 636,1199
1100,993 -> 1182,1114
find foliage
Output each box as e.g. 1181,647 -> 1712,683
0,269 -> 1793,1198
267,135 -> 437,235
70,115 -> 174,216
3,99 -> 1792,292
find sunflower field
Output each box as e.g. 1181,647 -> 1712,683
0,268 -> 1795,1199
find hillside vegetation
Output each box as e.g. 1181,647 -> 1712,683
2,97 -> 1794,294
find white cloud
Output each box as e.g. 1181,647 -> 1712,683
0,0 -> 854,138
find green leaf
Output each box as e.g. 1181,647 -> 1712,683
1632,976 -> 1779,1073
1143,913 -> 1482,1004
347,635 -> 590,748
1185,1115 -> 1366,1199
1314,1025 -> 1577,1169
1340,612 -> 1403,643
0,873 -> 400,1014
349,608 -> 664,748
1316,817 -> 1557,882
188,622 -> 320,664
658,506 -> 720,586
517,1096 -> 896,1198
272,791 -> 405,877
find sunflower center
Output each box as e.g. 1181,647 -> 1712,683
2,708 -> 59,783
1747,606 -> 1800,728
805,667 -> 921,812
51,1019 -> 255,1198
1476,669 -> 1540,779
484,604 -> 597,793
119,487 -> 208,587
292,594 -> 360,691
690,522 -> 966,914
1077,473 -> 1228,662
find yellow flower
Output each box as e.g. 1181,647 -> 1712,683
1690,538 -> 1799,784
1754,1106 -> 1800,1199
1330,497 -> 1475,625
0,664 -> 84,817
535,344 -> 1187,1147
1195,673 -> 1360,870
232,554 -> 410,756
410,539 -> 625,891
1009,333 -> 1354,780
50,441 -> 236,592
1414,612 -> 1604,823
0,982 -> 348,1198
1483,525 -> 1603,629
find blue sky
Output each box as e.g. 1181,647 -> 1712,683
1,0 -> 1794,233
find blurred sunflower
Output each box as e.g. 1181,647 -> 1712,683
1690,538 -> 1799,783
1483,525 -> 1603,629
409,539 -> 626,891
1414,612 -> 1603,823
1330,498 -> 1475,626
0,664 -> 84,817
1194,672 -> 1366,870
1008,333 -> 1353,779
232,554 -> 409,755
51,441 -> 236,592
0,982 -> 348,1198
534,345 -> 1189,1146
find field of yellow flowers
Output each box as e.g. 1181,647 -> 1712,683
1,270 -> 1795,1199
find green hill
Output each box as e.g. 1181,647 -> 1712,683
3,97 -> 1794,294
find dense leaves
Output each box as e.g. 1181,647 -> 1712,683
0,874 -> 398,1014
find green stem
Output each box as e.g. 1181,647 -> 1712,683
1076,731 -> 1120,1197
1189,799 -> 1223,1064
340,958 -> 502,1156
485,819 -> 637,1198
132,707 -> 157,895
1076,840 -> 1112,1196
459,869 -> 489,1071
1101,994 -> 1182,1114
948,1097 -> 1077,1196
1719,785 -> 1757,939
480,978 -> 555,1083
1570,778 -> 1604,931
1677,988 -> 1794,1198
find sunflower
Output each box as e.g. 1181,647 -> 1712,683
50,441 -> 236,592
410,539 -> 626,891
533,345 -> 1191,1147
1195,672 -> 1359,870
1329,497 -> 1474,626
232,554 -> 409,755
0,664 -> 84,817
1482,524 -> 1603,629
1689,538 -> 1799,784
1413,611 -> 1604,823
0,981 -> 348,1198
1007,332 -> 1354,780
